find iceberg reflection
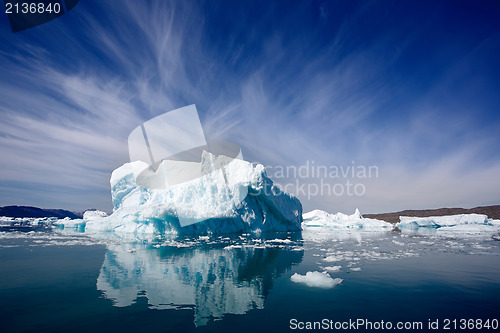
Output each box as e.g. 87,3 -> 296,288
97,239 -> 303,326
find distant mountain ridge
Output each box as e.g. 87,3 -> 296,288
0,206 -> 82,219
364,205 -> 500,224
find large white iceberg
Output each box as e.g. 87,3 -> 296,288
85,151 -> 302,235
302,209 -> 393,230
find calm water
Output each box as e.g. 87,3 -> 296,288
0,229 -> 499,333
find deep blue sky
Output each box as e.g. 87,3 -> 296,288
0,0 -> 499,213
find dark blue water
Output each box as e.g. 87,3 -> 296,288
0,230 -> 499,333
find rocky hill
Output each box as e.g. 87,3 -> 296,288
364,205 -> 500,224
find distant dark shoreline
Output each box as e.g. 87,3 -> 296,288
0,206 -> 82,219
365,205 -> 500,224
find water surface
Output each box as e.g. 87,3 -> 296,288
0,229 -> 499,332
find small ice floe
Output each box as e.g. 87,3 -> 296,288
323,255 -> 343,262
159,239 -> 195,248
290,271 -> 343,288
0,230 -> 103,247
323,266 -> 341,272
471,244 -> 493,250
265,238 -> 293,244
223,245 -> 243,250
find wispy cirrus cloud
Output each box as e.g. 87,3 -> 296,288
0,0 -> 499,213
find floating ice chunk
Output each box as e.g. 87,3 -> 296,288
471,243 -> 493,250
323,265 -> 341,272
53,218 -> 85,228
489,219 -> 500,227
224,245 -> 243,250
265,238 -> 293,244
323,255 -> 343,262
290,271 -> 342,288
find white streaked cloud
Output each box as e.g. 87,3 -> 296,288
0,0 -> 498,213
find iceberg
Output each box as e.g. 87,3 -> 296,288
397,214 -> 500,239
85,151 -> 302,236
397,214 -> 488,228
302,209 -> 392,230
